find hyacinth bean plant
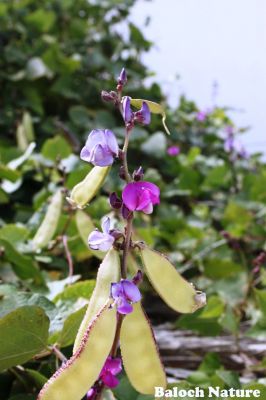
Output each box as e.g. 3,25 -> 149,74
38,69 -> 207,400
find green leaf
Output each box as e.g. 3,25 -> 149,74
0,239 -> 42,282
0,306 -> 49,371
25,368 -> 48,388
58,306 -> 87,347
254,289 -> 266,315
0,164 -> 20,182
25,10 -> 56,32
54,280 -> 95,302
203,258 -> 242,279
216,370 -> 241,389
0,224 -> 29,245
41,136 -> 72,161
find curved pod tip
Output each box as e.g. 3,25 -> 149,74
140,246 -> 206,314
120,302 -> 167,394
38,303 -> 117,400
67,166 -> 110,209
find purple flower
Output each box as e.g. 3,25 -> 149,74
122,181 -> 160,214
111,279 -> 141,314
134,102 -> 151,125
196,110 -> 208,122
80,129 -> 119,167
167,146 -> 180,156
122,96 -> 134,124
117,67 -> 127,86
100,357 -> 122,388
88,216 -> 114,251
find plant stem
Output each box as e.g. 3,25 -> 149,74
122,129 -> 131,183
121,216 -> 133,279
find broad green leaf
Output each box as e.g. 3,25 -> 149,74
203,258 -> 242,279
41,136 -> 72,161
0,224 -> 29,245
216,370 -> 241,389
54,280 -> 95,302
0,306 -> 49,371
25,368 -> 48,388
0,238 -> 42,282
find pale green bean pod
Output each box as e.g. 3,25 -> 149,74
67,166 -> 109,209
38,303 -> 117,400
75,209 -> 104,260
140,246 -> 206,313
120,302 -> 167,394
32,190 -> 63,250
73,248 -> 120,353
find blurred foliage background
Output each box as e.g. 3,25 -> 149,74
0,0 -> 266,399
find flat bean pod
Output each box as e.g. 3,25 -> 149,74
67,166 -> 109,209
32,190 -> 63,250
140,246 -> 206,313
38,303 -> 117,400
120,302 -> 167,394
73,248 -> 120,353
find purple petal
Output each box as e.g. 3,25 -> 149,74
88,230 -> 114,251
101,216 -> 111,234
117,298 -> 133,314
86,130 -> 107,149
80,146 -> 91,162
135,102 -> 151,125
122,182 -> 139,211
104,357 -> 122,375
141,202 -> 154,214
135,189 -> 152,211
122,96 -> 133,123
121,280 -> 141,302
111,282 -> 123,300
90,144 -> 114,167
167,146 -> 180,156
104,129 -> 119,156
101,371 -> 120,388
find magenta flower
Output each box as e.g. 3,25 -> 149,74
88,216 -> 114,251
87,387 -> 97,399
167,146 -> 180,156
111,279 -> 141,314
122,96 -> 134,124
99,357 -> 122,388
134,102 -> 151,125
122,181 -> 160,214
80,129 -> 119,167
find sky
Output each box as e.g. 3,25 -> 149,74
131,0 -> 266,156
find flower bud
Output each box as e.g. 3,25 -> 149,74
119,165 -> 126,181
133,166 -> 144,181
117,67 -> 127,86
122,96 -> 134,125
132,270 -> 143,286
109,192 -> 122,209
121,204 -> 132,220
101,90 -> 118,103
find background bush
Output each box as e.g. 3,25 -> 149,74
0,0 -> 266,398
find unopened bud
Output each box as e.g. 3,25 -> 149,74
119,165 -> 126,181
133,166 -> 144,181
117,67 -> 127,86
121,204 -> 132,220
109,192 -> 122,209
101,90 -> 118,103
132,270 -> 143,285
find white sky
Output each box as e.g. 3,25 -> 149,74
131,0 -> 266,156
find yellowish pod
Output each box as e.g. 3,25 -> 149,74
32,190 -> 63,250
38,304 -> 117,400
140,247 -> 206,313
120,302 -> 167,394
75,209 -> 104,260
67,166 -> 109,208
73,248 -> 120,353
